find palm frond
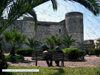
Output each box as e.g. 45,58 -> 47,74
72,0 -> 100,15
0,0 -> 9,18
51,0 -> 57,10
32,0 -> 57,10
63,34 -> 75,48
25,37 -> 41,49
28,9 -> 38,31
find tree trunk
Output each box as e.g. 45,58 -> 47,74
0,41 -> 8,75
10,47 -> 15,56
67,44 -> 70,48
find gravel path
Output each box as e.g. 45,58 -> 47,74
7,55 -> 100,67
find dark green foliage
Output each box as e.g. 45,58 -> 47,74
0,37 -> 8,73
45,35 -> 62,49
62,48 -> 85,60
84,44 -> 95,50
5,55 -> 24,62
4,29 -> 26,46
88,49 -> 95,55
62,34 -> 75,48
16,48 -> 35,56
73,0 -> 100,15
95,49 -> 100,56
25,38 -> 41,49
88,48 -> 100,56
48,49 -> 56,52
3,29 -> 26,56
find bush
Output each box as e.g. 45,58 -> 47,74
95,49 -> 100,56
88,49 -> 95,55
48,49 -> 56,52
62,48 -> 85,60
16,48 -> 35,56
5,55 -> 24,62
88,48 -> 100,56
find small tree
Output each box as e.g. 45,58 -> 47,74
25,38 -> 41,49
63,34 -> 75,48
3,29 -> 26,56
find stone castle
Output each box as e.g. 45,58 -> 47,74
8,12 -> 84,49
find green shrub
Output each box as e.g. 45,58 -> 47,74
16,48 -> 35,56
88,48 -> 100,56
88,49 -> 95,55
95,48 -> 100,56
62,48 -> 85,60
48,49 -> 56,52
16,48 -> 42,56
5,55 -> 24,62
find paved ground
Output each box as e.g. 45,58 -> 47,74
7,55 -> 100,67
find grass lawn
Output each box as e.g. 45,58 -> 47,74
5,66 -> 100,75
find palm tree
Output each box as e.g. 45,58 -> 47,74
25,38 -> 41,49
45,36 -> 55,49
45,35 -> 62,49
3,29 -> 26,56
63,34 -> 75,48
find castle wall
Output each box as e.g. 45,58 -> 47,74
10,18 -> 66,43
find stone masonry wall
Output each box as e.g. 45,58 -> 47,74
11,17 -> 66,43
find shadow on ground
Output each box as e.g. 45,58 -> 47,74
51,68 -> 65,75
1,72 -> 13,75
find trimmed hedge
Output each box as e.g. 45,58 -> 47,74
88,49 -> 95,55
5,55 -> 24,62
62,48 -> 85,60
48,49 -> 56,52
16,48 -> 35,56
88,48 -> 100,56
16,48 -> 43,56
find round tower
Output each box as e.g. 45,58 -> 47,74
65,12 -> 84,49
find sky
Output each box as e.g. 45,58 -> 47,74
33,0 -> 100,40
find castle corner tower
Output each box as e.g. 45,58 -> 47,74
65,12 -> 84,49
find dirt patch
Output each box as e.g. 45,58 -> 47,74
7,55 -> 100,67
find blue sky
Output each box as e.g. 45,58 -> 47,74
33,0 -> 100,40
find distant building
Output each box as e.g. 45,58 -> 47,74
94,38 -> 100,48
84,40 -> 95,49
84,38 -> 100,49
